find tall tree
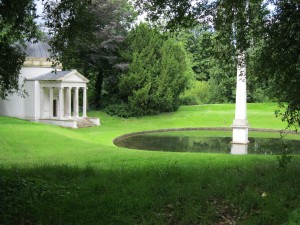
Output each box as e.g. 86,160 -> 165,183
256,0 -> 300,130
135,0 -> 211,30
0,0 -> 38,98
43,0 -> 136,108
137,0 -> 266,48
106,23 -> 194,117
178,25 -> 214,81
137,0 -> 271,98
177,1 -> 269,103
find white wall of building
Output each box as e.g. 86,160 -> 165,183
43,88 -> 50,118
24,80 -> 41,121
22,67 -> 54,79
0,67 -> 53,120
0,92 -> 26,118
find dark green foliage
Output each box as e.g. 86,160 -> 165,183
179,24 -> 271,104
0,45 -> 26,99
0,0 -> 38,98
178,25 -> 214,81
44,0 -> 136,108
104,103 -> 136,118
112,24 -> 193,117
213,0 -> 267,52
135,0 -> 211,30
256,0 -> 300,130
0,0 -> 38,43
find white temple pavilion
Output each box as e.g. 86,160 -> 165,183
0,42 -> 100,128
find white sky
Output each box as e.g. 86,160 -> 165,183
34,0 -> 44,24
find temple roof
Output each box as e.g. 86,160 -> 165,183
33,70 -> 71,80
23,41 -> 51,58
29,70 -> 89,83
22,41 -> 62,68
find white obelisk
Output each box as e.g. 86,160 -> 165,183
231,52 -> 249,154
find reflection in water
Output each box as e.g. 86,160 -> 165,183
231,144 -> 248,154
115,134 -> 300,155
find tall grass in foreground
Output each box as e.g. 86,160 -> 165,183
1,160 -> 300,225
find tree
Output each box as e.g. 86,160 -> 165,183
43,0 -> 136,108
136,0 -> 272,104
135,0 -> 212,30
178,5 -> 269,104
178,25 -> 214,81
256,0 -> 300,130
178,26 -> 237,103
0,0 -> 38,98
106,24 -> 194,117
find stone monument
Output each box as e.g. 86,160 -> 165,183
231,52 -> 249,154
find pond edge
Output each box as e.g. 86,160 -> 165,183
113,127 -> 299,144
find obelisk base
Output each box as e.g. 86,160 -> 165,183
231,143 -> 248,154
231,119 -> 249,154
232,119 -> 249,143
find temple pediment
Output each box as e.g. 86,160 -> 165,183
29,70 -> 89,83
63,70 -> 89,82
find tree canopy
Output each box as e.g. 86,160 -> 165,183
43,0 -> 136,107
136,0 -> 300,129
255,0 -> 300,130
0,0 -> 38,98
105,24 -> 194,117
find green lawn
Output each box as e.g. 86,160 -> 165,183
1,103 -> 300,225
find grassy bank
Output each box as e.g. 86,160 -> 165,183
1,103 -> 300,224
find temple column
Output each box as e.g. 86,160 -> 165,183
73,87 -> 79,118
82,87 -> 87,118
49,87 -> 53,118
40,87 -> 44,119
59,87 -> 64,119
67,87 -> 72,118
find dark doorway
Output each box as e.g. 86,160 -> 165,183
53,99 -> 57,117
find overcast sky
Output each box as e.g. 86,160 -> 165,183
34,0 -> 44,24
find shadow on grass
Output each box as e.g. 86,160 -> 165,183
1,162 -> 300,225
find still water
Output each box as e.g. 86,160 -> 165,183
114,133 -> 300,154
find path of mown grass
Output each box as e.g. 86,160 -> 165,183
1,103 -> 300,225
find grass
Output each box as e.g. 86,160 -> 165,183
1,103 -> 300,225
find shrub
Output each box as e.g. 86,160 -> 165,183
104,102 -> 157,118
104,103 -> 135,118
180,81 -> 210,105
115,24 -> 194,117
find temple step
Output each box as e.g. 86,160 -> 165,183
76,118 -> 96,128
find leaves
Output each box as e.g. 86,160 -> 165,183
43,0 -> 136,107
0,0 -> 38,98
256,0 -> 300,130
116,24 -> 193,116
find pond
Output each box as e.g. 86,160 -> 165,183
114,130 -> 300,155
